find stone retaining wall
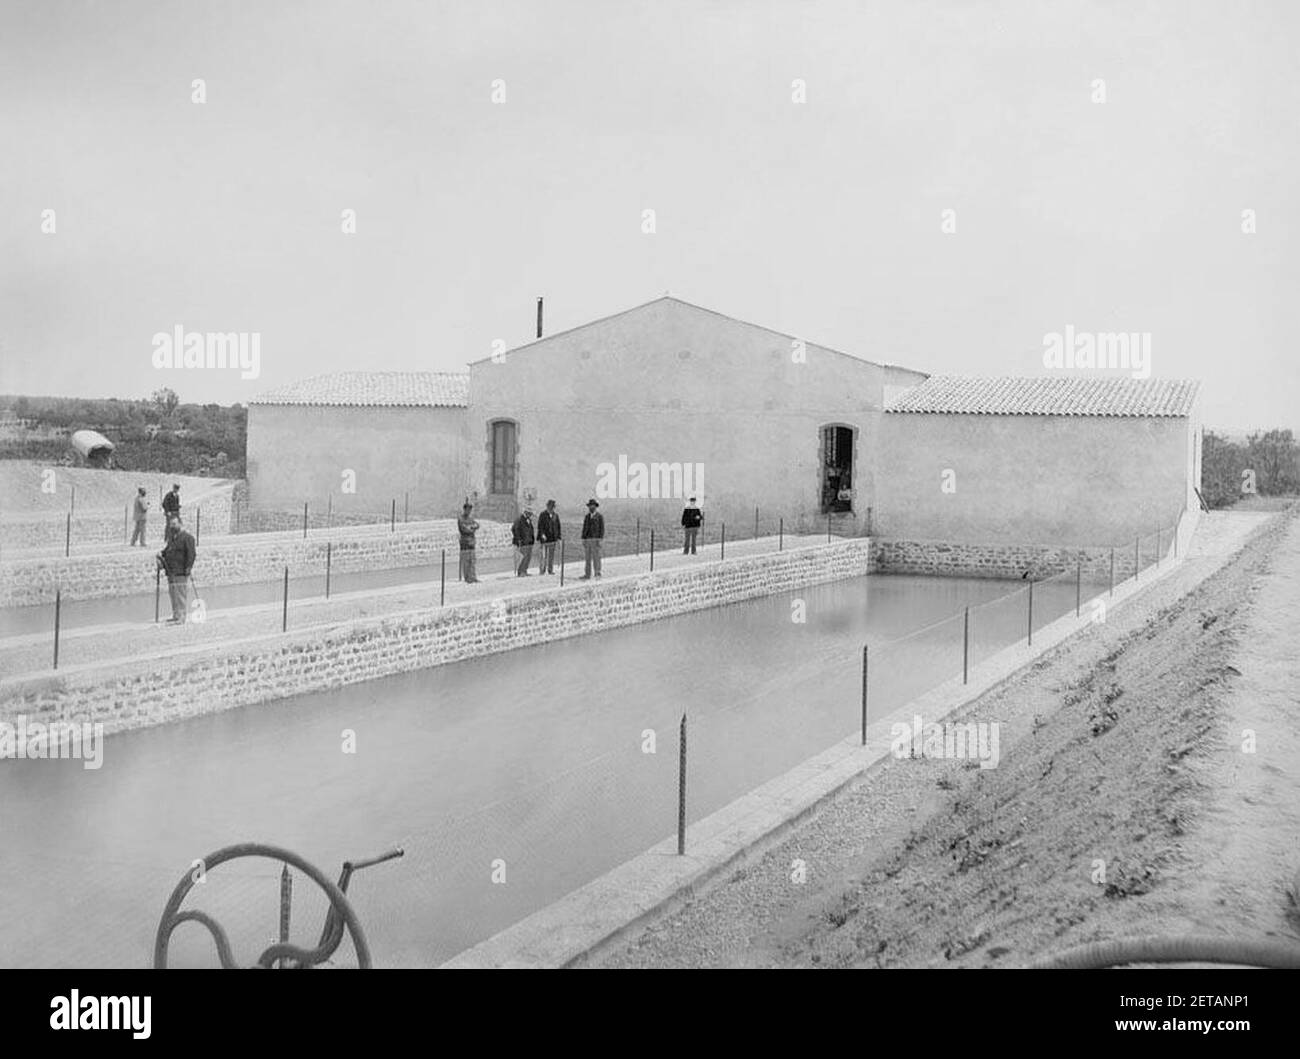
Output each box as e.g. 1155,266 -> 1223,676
0,540 -> 872,737
870,536 -> 1174,580
0,518 -> 512,607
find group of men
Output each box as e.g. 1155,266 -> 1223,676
456,496 -> 705,582
129,483 -> 183,546
131,482 -> 197,623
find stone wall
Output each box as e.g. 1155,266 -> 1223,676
0,540 -> 873,737
0,518 -> 512,607
870,533 -> 1178,580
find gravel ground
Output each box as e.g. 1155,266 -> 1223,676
592,506 -> 1298,968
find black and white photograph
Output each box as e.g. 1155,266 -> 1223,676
1,0 -> 1298,1038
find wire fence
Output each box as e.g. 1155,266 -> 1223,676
2,515 -> 1190,968
860,517 -> 1183,733
23,508 -> 853,668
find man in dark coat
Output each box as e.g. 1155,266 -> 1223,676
161,483 -> 181,525
158,515 -> 196,624
580,499 -> 604,579
536,499 -> 561,575
511,509 -> 535,576
680,496 -> 702,555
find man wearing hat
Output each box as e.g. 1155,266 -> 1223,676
680,496 -> 702,555
511,507 -> 536,576
536,499 -> 561,575
580,499 -> 605,579
161,482 -> 181,540
457,502 -> 480,583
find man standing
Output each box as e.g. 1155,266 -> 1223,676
457,502 -> 480,583
536,499 -> 561,575
158,515 -> 196,624
681,496 -> 702,555
511,508 -> 535,576
161,483 -> 181,539
130,487 -> 150,546
580,498 -> 604,579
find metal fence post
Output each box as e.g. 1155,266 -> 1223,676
1027,579 -> 1034,646
53,590 -> 61,670
327,493 -> 333,529
754,506 -> 759,540
325,541 -> 332,599
720,522 -> 726,561
827,513 -> 831,543
560,539 -> 566,586
677,714 -> 687,855
962,606 -> 969,684
154,566 -> 161,623
440,548 -> 446,605
779,516 -> 784,552
65,512 -> 71,557
861,644 -> 869,745
196,507 -> 201,545
390,499 -> 396,533
279,865 -> 292,970
650,529 -> 655,572
404,492 -> 409,523
70,484 -> 75,516
635,518 -> 640,556
282,566 -> 289,632
303,501 -> 308,539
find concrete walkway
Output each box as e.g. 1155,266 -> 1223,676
0,534 -> 830,678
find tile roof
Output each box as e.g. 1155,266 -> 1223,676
884,375 -> 1200,417
250,372 -> 469,408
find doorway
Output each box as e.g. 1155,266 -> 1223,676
821,424 -> 854,514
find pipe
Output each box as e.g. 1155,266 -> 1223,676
1030,934 -> 1300,969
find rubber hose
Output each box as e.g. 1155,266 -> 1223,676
1031,935 -> 1300,969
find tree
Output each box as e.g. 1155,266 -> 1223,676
151,387 -> 179,419
1245,429 -> 1300,495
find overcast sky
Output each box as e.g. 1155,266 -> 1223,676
2,0 -> 1296,431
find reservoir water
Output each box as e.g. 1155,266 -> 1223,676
0,571 -> 1083,968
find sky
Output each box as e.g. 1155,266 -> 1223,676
1,0 -> 1297,431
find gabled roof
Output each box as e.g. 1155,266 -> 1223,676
250,372 -> 469,408
884,375 -> 1200,417
469,295 -> 921,373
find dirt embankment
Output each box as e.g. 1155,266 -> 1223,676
595,506 -> 1300,968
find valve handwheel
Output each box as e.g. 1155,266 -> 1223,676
153,842 -> 374,969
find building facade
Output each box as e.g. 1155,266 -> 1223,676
246,298 -> 1202,553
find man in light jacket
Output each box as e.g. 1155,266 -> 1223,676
130,487 -> 150,546
536,499 -> 561,575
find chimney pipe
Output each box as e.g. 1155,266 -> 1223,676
536,297 -> 543,339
